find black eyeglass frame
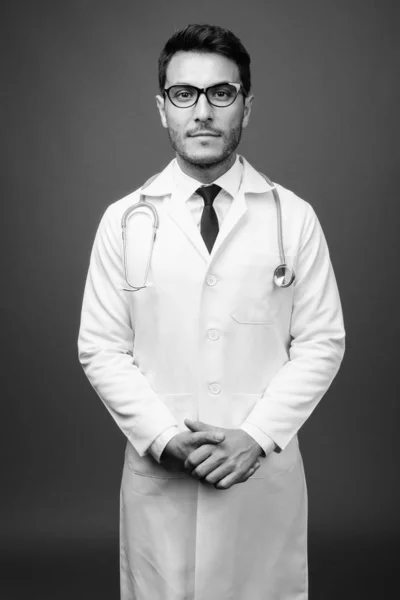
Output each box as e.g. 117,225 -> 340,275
163,82 -> 246,108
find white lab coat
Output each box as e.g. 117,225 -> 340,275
78,156 -> 345,600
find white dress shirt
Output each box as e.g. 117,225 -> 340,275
149,155 -> 276,462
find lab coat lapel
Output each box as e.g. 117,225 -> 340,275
210,189 -> 247,258
165,188 -> 249,265
165,189 -> 210,262
143,160 -> 210,263
142,156 -> 274,265
209,156 -> 274,260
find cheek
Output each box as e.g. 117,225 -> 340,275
220,107 -> 244,131
165,109 -> 189,134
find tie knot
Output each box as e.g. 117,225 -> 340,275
196,184 -> 222,206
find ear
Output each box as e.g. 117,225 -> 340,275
156,94 -> 168,129
242,93 -> 254,129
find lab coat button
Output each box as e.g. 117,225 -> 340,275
209,383 -> 221,395
206,275 -> 217,286
208,329 -> 219,341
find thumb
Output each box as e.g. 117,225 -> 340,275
184,418 -> 214,432
193,431 -> 225,446
185,419 -> 225,444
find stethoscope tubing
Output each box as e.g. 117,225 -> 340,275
121,172 -> 295,290
121,197 -> 159,291
259,173 -> 285,267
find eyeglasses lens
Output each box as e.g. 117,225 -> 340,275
168,84 -> 238,107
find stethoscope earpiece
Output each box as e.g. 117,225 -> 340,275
273,264 -> 296,288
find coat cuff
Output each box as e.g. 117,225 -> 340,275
240,423 -> 277,457
148,426 -> 179,463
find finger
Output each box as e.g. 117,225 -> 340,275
185,419 -> 226,439
184,445 -> 214,472
184,419 -> 214,432
214,472 -> 237,490
190,455 -> 226,480
214,462 -> 260,490
193,431 -> 225,447
203,461 -> 234,485
238,461 -> 260,482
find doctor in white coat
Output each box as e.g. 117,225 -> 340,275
78,23 -> 345,600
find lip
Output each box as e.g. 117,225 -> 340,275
189,133 -> 220,137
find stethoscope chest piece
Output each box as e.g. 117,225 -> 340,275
273,264 -> 296,288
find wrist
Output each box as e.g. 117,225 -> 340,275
240,423 -> 276,457
160,438 -> 175,461
254,440 -> 264,457
150,427 -> 179,463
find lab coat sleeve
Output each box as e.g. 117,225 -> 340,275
243,202 -> 345,451
240,423 -> 277,456
149,426 -> 179,462
78,204 -> 178,456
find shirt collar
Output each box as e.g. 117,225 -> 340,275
142,155 -> 275,197
172,153 -> 243,202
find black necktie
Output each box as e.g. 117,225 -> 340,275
196,184 -> 221,253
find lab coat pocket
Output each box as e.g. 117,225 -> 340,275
262,435 -> 299,478
230,252 -> 294,325
125,394 -> 196,480
125,440 -> 187,480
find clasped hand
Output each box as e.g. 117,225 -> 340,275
160,418 -> 264,490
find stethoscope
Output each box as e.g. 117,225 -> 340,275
121,171 -> 295,291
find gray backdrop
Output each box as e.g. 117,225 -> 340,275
2,0 -> 399,597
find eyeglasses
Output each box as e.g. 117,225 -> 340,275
164,82 -> 244,108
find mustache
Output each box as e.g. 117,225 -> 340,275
186,128 -> 222,137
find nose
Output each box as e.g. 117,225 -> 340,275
193,92 -> 214,121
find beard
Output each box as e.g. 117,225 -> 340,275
166,123 -> 243,169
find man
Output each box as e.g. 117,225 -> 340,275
78,23 -> 345,600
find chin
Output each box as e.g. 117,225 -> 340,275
182,148 -> 226,168
190,155 -> 222,167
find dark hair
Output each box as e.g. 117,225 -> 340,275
158,24 -> 251,95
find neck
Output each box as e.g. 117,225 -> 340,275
176,152 -> 237,184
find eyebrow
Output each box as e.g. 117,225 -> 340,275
166,81 -> 233,87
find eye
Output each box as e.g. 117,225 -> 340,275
170,86 -> 196,101
209,85 -> 237,102
177,90 -> 193,99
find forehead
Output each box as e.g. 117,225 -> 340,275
165,51 -> 240,87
